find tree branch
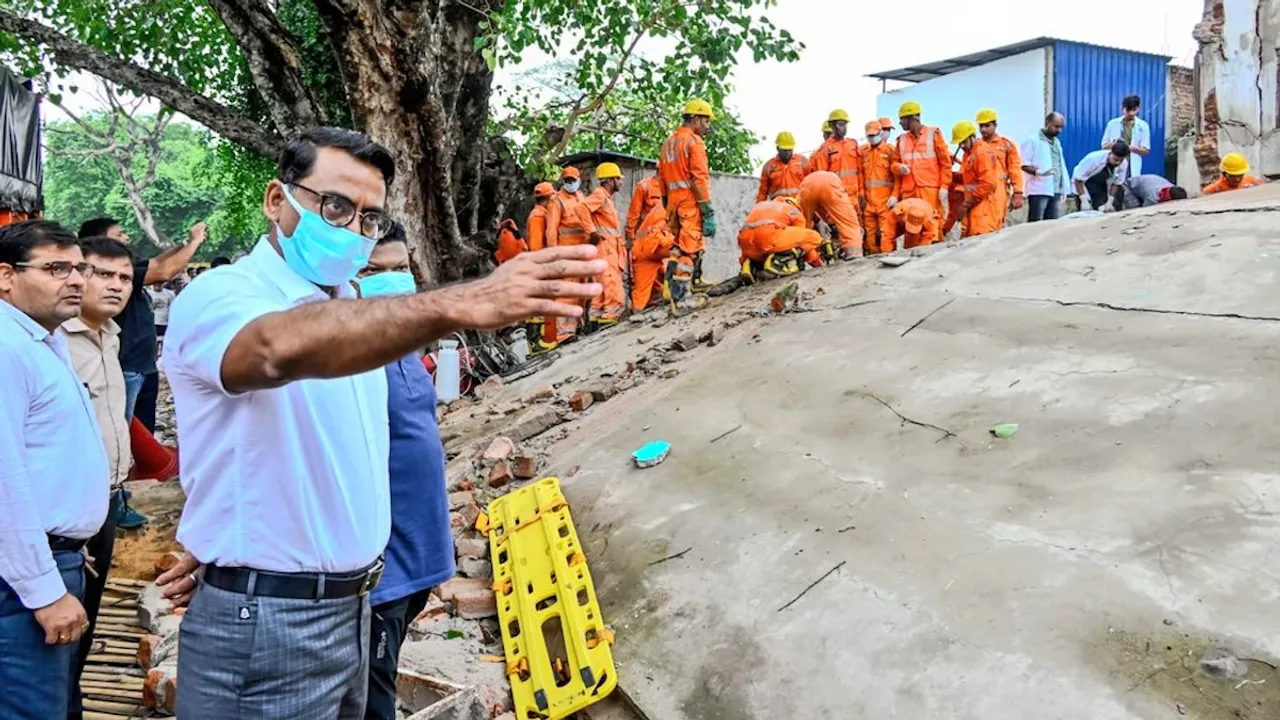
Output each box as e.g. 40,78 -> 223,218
205,0 -> 324,134
0,9 -> 280,157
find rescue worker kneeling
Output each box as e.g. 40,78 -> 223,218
737,198 -> 825,282
796,170 -> 863,261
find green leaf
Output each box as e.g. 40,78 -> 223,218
445,629 -> 465,640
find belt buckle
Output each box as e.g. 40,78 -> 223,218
359,557 -> 385,596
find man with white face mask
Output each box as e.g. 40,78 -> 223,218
156,127 -> 604,719
860,119 -> 906,255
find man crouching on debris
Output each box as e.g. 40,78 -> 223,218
154,127 -> 604,719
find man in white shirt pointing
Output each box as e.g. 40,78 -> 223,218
159,127 -> 604,719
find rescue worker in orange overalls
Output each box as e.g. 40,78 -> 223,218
860,120 -> 905,255
810,109 -> 865,260
493,219 -> 525,264
976,108 -> 1025,229
657,99 -> 717,309
1202,152 -> 1266,194
942,167 -> 966,239
757,132 -> 810,202
951,121 -> 1004,237
896,101 -> 952,226
892,197 -> 941,249
737,198 -> 824,281
581,162 -> 627,326
629,203 -> 677,311
544,166 -> 597,343
796,171 -> 862,259
526,182 -> 553,252
625,175 -> 663,245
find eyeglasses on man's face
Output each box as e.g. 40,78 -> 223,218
290,183 -> 394,239
13,261 -> 94,280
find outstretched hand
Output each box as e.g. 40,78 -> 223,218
447,245 -> 605,330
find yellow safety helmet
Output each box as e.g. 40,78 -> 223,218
595,162 -> 623,180
899,101 -> 922,118
822,121 -> 832,133
683,99 -> 715,119
780,196 -> 800,207
775,131 -> 796,150
828,109 -> 850,123
976,108 -> 998,125
951,120 -> 978,145
1220,152 -> 1250,175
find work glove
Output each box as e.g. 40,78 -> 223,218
699,202 -> 717,238
887,196 -> 898,209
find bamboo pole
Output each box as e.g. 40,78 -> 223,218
82,698 -> 143,714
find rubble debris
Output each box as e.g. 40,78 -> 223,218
488,462 -> 513,489
482,436 -> 515,462
581,378 -> 620,402
699,327 -> 723,347
473,375 -> 504,400
152,551 -> 185,576
567,465 -> 580,477
770,281 -> 800,313
673,331 -> 700,351
880,255 -> 911,267
137,583 -> 175,632
569,391 -> 594,412
455,533 -> 489,559
142,662 -> 178,714
633,440 -> 671,468
416,595 -> 448,622
511,455 -> 539,480
507,407 -> 563,442
1199,648 -> 1249,679
521,386 -> 556,404
439,577 -> 498,619
659,368 -> 679,379
448,490 -> 476,510
458,557 -> 494,579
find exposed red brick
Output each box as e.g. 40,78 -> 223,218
512,455 -> 539,480
569,391 -> 594,412
474,375 -> 504,400
414,594 -> 447,621
482,436 -> 515,461
153,551 -> 185,576
448,490 -> 475,510
457,478 -> 474,491
439,577 -> 497,619
522,386 -> 556,403
455,533 -> 490,559
458,501 -> 482,529
488,461 -> 514,488
137,634 -> 162,669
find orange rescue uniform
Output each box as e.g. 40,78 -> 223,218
738,200 -> 823,266
1202,175 -> 1266,194
810,137 -> 863,203
797,171 -> 862,254
896,125 -> 952,220
526,203 -> 548,252
630,204 -> 677,311
544,188 -> 596,341
625,176 -> 663,243
582,186 -> 627,321
757,154 -> 810,202
860,141 -> 904,254
983,134 -> 1024,227
657,126 -> 712,279
494,218 -> 525,264
959,143 -> 1004,237
892,198 -> 941,249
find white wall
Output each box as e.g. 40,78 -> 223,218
876,48 -> 1048,151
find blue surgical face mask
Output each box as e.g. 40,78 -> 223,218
563,180 -> 581,193
869,136 -> 883,146
357,270 -> 416,298
277,187 -> 377,286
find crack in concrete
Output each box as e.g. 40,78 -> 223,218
998,296 -> 1280,323
1156,544 -> 1180,603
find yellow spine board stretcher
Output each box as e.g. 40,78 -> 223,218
479,477 -> 617,719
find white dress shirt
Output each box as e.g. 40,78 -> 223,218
1019,132 -> 1070,197
1072,149 -> 1116,184
0,300 -> 110,609
162,238 -> 390,573
1101,116 -> 1150,181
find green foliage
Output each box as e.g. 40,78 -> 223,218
42,114 -> 247,258
203,140 -> 276,255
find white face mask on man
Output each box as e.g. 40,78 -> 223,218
563,180 -> 581,193
868,136 -> 883,146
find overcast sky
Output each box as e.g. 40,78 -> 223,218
44,0 -> 1204,168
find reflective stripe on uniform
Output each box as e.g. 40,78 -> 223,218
768,188 -> 800,198
744,218 -> 786,229
668,180 -> 692,190
865,180 -> 893,188
559,227 -> 586,236
837,169 -> 859,178
598,226 -> 622,235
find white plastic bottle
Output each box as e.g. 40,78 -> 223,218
435,339 -> 461,404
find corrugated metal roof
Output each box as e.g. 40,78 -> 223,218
866,37 -> 1170,83
1053,40 -> 1170,179
557,150 -> 656,168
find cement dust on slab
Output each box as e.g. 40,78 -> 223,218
1095,629 -> 1280,718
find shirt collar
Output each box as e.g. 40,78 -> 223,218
248,236 -> 359,305
62,317 -> 121,336
0,298 -> 54,341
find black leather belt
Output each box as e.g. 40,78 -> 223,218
48,534 -> 88,553
203,557 -> 384,600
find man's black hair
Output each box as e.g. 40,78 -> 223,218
1045,111 -> 1064,124
1109,140 -> 1130,157
1170,186 -> 1188,200
78,217 -> 120,239
377,220 -> 407,246
1122,95 -> 1141,111
0,220 -> 80,268
79,236 -> 134,263
278,127 -> 396,188
211,256 -> 231,267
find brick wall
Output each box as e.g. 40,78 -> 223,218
1167,65 -> 1196,139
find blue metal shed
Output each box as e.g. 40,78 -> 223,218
869,37 -> 1173,178
1052,40 -> 1170,179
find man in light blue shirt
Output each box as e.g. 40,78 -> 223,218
0,220 -> 111,720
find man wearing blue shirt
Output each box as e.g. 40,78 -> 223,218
355,225 -> 455,720
0,220 -> 110,720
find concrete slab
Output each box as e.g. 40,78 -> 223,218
534,187 -> 1280,719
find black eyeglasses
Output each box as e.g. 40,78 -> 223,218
290,183 -> 393,239
14,261 -> 94,279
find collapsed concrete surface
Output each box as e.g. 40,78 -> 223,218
461,184 -> 1280,719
